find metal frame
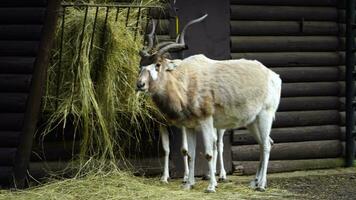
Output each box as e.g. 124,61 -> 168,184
55,3 -> 158,110
345,0 -> 356,167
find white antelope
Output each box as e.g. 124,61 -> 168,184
136,15 -> 281,192
139,18 -> 227,184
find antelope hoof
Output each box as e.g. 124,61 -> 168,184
249,179 -> 258,189
182,183 -> 193,190
202,174 -> 211,180
255,186 -> 266,192
160,177 -> 169,184
205,186 -> 216,193
218,177 -> 227,182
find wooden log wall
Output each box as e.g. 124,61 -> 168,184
230,0 -> 348,174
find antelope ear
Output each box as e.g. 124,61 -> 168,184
166,61 -> 177,71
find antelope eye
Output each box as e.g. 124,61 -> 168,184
155,63 -> 161,70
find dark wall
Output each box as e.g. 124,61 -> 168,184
173,0 -> 230,60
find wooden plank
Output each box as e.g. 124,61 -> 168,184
230,0 -> 338,6
231,52 -> 342,67
0,57 -> 35,74
272,67 -> 341,82
0,0 -> 47,7
0,167 -> 14,186
0,41 -> 39,57
232,140 -> 342,161
282,82 -> 340,97
0,132 -> 21,147
278,96 -> 340,111
0,8 -> 45,24
0,93 -> 28,113
0,75 -> 32,92
274,110 -> 340,127
231,21 -> 339,36
230,5 -> 338,21
0,114 -> 24,131
0,25 -> 42,40
233,125 -> 341,145
231,36 -> 340,52
31,141 -> 80,162
233,158 -> 344,175
0,148 -> 17,166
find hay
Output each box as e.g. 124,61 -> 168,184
0,165 -> 301,200
41,1 -> 164,167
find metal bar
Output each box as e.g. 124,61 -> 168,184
61,2 -> 159,9
89,7 -> 99,60
55,6 -> 66,110
134,8 -> 142,40
70,6 -> 89,110
115,7 -> 120,21
125,7 -> 131,27
345,0 -> 356,167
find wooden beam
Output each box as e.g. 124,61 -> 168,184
231,36 -> 340,52
0,25 -> 42,40
0,57 -> 35,74
0,114 -> 24,131
232,140 -> 342,161
231,5 -> 338,21
0,75 -> 32,93
281,82 -> 340,97
0,93 -> 28,113
231,21 -> 340,36
0,8 -> 45,24
233,125 -> 341,145
278,96 -> 340,111
233,158 -> 344,175
274,110 -> 340,127
230,0 -> 338,6
231,52 -> 343,67
272,67 -> 341,83
13,0 -> 61,188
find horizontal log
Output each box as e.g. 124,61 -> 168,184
231,5 -> 338,21
231,21 -> 340,36
231,52 -> 343,67
0,148 -> 17,166
230,0 -> 338,6
0,93 -> 27,113
282,82 -> 340,97
0,57 -> 35,74
0,167 -> 14,185
232,140 -> 342,161
0,114 -> 24,131
233,158 -> 344,175
272,67 -> 341,83
0,75 -> 32,92
0,41 -> 38,56
278,96 -> 340,111
274,110 -> 340,127
0,0 -> 47,6
231,36 -> 340,52
0,8 -> 45,24
0,131 -> 21,147
29,161 -> 73,180
31,141 -> 80,162
233,125 -> 341,145
0,25 -> 42,40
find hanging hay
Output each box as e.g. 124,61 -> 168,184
41,2 -> 165,168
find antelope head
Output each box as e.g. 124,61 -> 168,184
136,14 -> 208,92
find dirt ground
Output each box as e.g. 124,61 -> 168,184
217,167 -> 356,200
162,167 -> 356,200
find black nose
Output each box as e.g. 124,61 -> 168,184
137,82 -> 145,89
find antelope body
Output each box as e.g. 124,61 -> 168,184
137,15 -> 281,192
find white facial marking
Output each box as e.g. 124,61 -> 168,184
142,64 -> 158,80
